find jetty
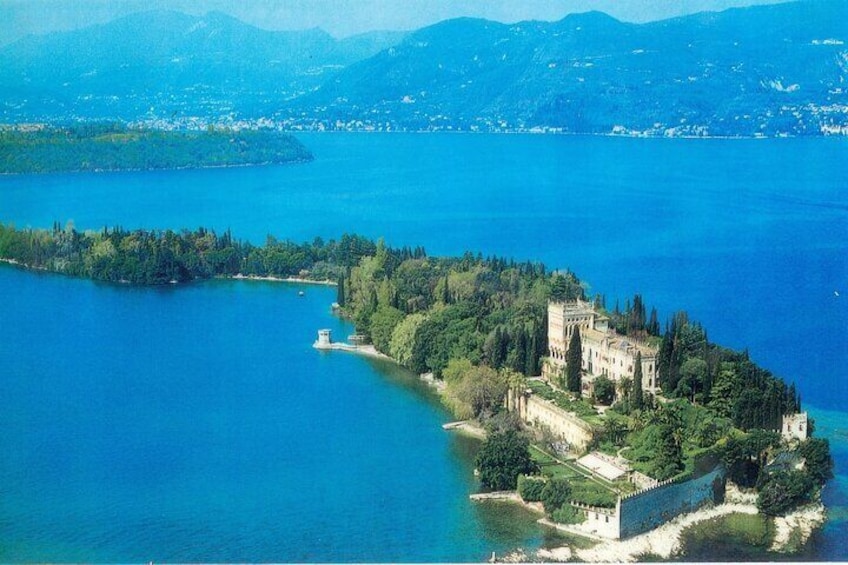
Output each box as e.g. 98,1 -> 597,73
442,420 -> 487,438
312,329 -> 390,359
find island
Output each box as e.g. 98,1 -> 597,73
0,222 -> 833,560
0,123 -> 312,174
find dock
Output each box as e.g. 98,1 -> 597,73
312,329 -> 391,360
442,421 -> 468,430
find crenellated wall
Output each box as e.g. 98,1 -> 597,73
618,465 -> 726,538
570,501 -> 621,539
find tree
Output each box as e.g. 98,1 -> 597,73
733,389 -> 765,431
443,358 -> 476,419
550,273 -> 579,302
632,351 -> 644,410
441,274 -> 451,304
541,478 -> 573,512
657,318 -> 678,393
604,413 -> 630,445
483,326 -> 509,369
708,363 -> 739,419
566,327 -> 582,394
388,313 -> 426,367
800,438 -> 834,486
648,307 -> 660,336
677,357 -> 708,403
757,470 -> 813,516
721,429 -> 780,488
507,327 -> 528,374
628,294 -> 646,335
476,430 -> 537,491
593,375 -> 615,405
369,305 -> 404,353
652,403 -> 685,480
454,364 -> 508,420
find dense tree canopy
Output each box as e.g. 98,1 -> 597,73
541,478 -> 573,512
800,438 -> 834,486
0,123 -> 312,174
337,243 -> 574,383
757,470 -> 813,516
0,223 -> 380,285
655,310 -> 800,433
475,429 -> 537,491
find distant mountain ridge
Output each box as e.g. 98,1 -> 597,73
1,1 -> 847,136
308,0 -> 848,135
0,10 -> 406,119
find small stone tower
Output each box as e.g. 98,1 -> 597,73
315,329 -> 332,349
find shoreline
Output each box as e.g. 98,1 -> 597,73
0,157 -> 313,177
313,341 -> 392,361
311,304 -> 829,561
0,257 -> 47,272
443,420 -> 487,439
227,273 -> 337,286
0,259 -> 338,288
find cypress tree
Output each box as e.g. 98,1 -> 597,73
649,307 -> 659,336
633,351 -> 644,410
526,331 -> 538,376
786,382 -> 799,414
510,328 -> 528,374
566,327 -> 582,394
497,327 -> 510,368
657,319 -> 675,393
337,272 -> 346,306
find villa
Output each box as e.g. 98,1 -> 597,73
544,299 -> 660,397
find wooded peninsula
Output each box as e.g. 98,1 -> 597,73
0,124 -> 312,174
0,222 -> 832,532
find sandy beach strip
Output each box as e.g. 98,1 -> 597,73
229,273 -> 337,285
232,273 -> 338,286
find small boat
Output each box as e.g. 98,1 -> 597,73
298,290 -> 305,297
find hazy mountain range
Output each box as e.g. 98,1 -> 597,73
2,0 -> 846,136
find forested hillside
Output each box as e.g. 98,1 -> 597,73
0,124 -> 312,173
1,2 -> 846,136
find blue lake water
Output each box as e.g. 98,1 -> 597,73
0,133 -> 847,560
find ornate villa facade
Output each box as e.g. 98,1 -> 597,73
543,300 -> 660,396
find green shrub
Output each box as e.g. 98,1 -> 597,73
552,504 -> 586,525
517,475 -> 546,502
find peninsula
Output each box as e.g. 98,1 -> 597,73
0,222 -> 833,558
0,123 -> 312,174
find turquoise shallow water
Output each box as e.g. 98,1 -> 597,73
0,133 -> 846,560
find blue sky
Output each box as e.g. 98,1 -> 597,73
2,0 -> 796,45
